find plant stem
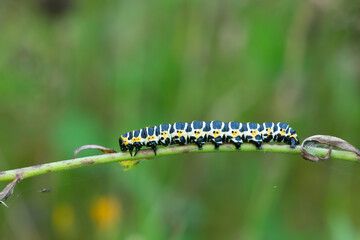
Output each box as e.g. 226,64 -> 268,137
0,143 -> 358,182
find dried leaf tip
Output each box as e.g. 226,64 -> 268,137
301,135 -> 360,162
73,144 -> 118,158
0,175 -> 22,208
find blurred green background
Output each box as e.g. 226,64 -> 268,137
0,0 -> 360,239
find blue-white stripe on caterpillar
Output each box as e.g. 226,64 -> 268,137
119,121 -> 300,156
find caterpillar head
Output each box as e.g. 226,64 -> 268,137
119,132 -> 134,155
119,133 -> 130,151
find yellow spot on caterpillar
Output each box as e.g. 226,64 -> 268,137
281,129 -> 286,136
162,131 -> 168,137
121,137 -> 128,146
267,128 -> 272,135
195,130 -> 202,138
177,130 -> 183,138
232,130 -> 239,137
147,135 -> 155,141
132,137 -> 141,142
213,130 -> 220,138
251,130 -> 258,137
290,134 -> 297,139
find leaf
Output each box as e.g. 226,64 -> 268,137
119,160 -> 145,171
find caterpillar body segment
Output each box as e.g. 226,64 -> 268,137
273,122 -> 289,143
187,121 -> 208,150
132,129 -> 145,156
119,121 -> 300,156
207,121 -> 225,150
224,121 -> 243,150
242,122 -> 263,150
260,122 -> 277,143
171,122 -> 188,145
158,124 -> 172,146
144,126 -> 160,156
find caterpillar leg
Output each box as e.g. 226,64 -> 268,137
213,142 -> 221,150
194,137 -> 206,150
178,136 -> 187,145
249,140 -> 262,150
211,139 -> 223,150
147,141 -> 157,155
134,144 -> 142,156
151,146 -> 157,155
162,138 -> 170,146
128,145 -> 134,156
234,142 -> 241,150
212,136 -> 223,150
255,142 -> 262,150
290,138 -> 297,148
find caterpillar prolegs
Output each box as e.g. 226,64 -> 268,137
119,121 -> 300,156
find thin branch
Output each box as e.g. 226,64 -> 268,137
0,143 -> 359,182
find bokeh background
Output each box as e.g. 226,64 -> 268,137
1,0 -> 360,239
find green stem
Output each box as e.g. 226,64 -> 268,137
0,143 -> 358,182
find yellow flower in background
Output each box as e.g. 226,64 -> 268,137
91,196 -> 122,229
52,203 -> 75,232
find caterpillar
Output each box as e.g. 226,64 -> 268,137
119,121 -> 300,156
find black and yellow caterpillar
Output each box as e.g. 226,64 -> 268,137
119,121 -> 300,156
